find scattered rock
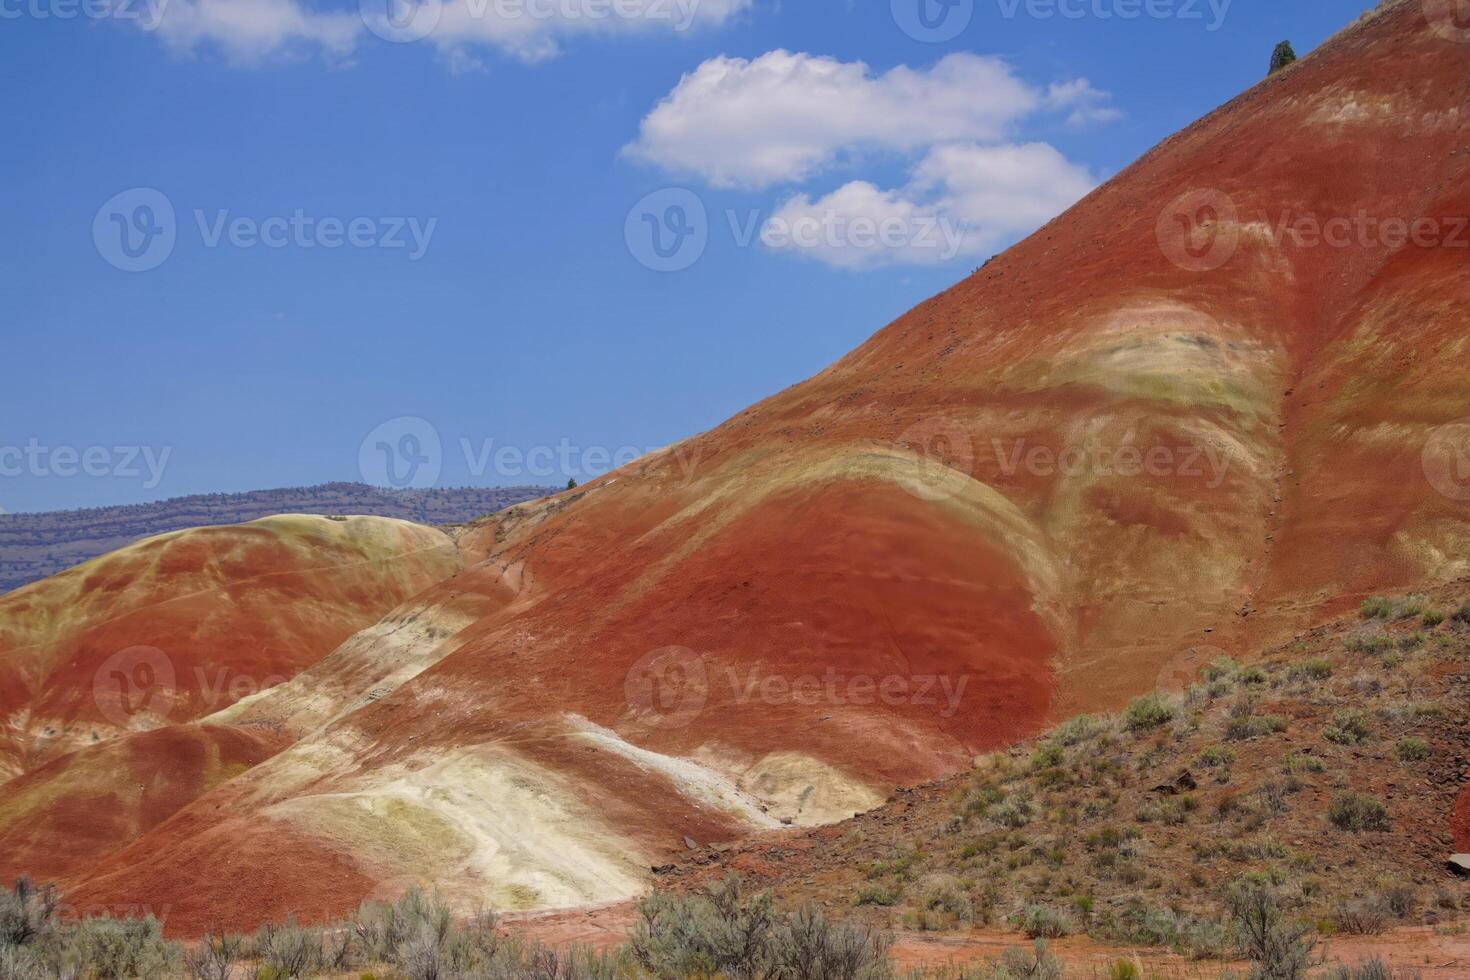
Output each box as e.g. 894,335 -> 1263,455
1150,770 -> 1197,795
1447,855 -> 1470,876
683,836 -> 698,851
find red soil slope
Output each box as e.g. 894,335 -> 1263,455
23,0 -> 1470,934
0,723 -> 288,886
0,514 -> 461,777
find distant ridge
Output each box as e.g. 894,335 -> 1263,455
0,482 -> 552,594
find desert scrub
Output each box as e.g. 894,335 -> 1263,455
1286,659 -> 1332,683
982,941 -> 1063,980
1227,713 -> 1290,741
1029,744 -> 1064,771
910,875 -> 973,929
1052,713 -> 1108,746
0,877 -> 56,948
864,848 -> 925,882
1281,750 -> 1325,775
1346,635 -> 1394,656
854,883 -> 903,908
1124,693 -> 1175,732
1361,596 -> 1395,619
1324,710 -> 1374,745
1394,595 -> 1429,619
989,794 -> 1035,830
1395,737 -> 1429,762
0,880 -> 180,980
1013,905 -> 1075,939
632,875 -> 892,980
1454,602 -> 1470,625
1228,880 -> 1317,980
1201,657 -> 1239,682
1323,956 -> 1419,980
1094,906 -> 1227,959
1328,793 -> 1390,833
1423,608 -> 1446,627
1197,745 -> 1236,769
1332,895 -> 1391,935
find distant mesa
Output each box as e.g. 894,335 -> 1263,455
0,482 -> 553,594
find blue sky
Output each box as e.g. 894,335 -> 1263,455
1,0 -> 1377,512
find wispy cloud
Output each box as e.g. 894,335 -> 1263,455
627,50 -> 1113,268
136,0 -> 751,67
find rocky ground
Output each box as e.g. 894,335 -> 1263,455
645,584 -> 1470,967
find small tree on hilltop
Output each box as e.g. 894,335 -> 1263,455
1270,41 -> 1297,75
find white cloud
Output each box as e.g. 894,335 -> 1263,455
624,51 -> 1046,190
432,0 -> 752,63
761,143 -> 1096,270
139,0 -> 751,66
1044,79 -> 1123,127
149,0 -> 362,65
626,49 -> 1114,268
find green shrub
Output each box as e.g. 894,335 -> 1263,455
1379,881 -> 1417,919
252,919 -> 326,979
914,875 -> 973,927
990,796 -> 1034,830
1108,961 -> 1141,980
1287,659 -> 1332,683
1201,657 -> 1239,682
988,940 -> 1063,980
1029,745 -> 1064,771
1328,794 -> 1390,833
631,875 -> 892,980
1240,666 -> 1269,687
1423,609 -> 1446,628
1346,635 -> 1393,656
1228,715 -> 1290,741
1333,896 -> 1390,935
1322,957 -> 1401,980
1269,40 -> 1297,75
1393,595 -> 1429,620
1198,745 -> 1236,769
181,929 -> 241,980
1014,905 -> 1075,940
1324,710 -> 1374,745
1052,714 -> 1108,747
854,884 -> 903,908
1228,881 -> 1317,980
1360,596 -> 1394,619
1124,693 -> 1175,732
1281,751 -> 1325,775
0,878 -> 57,949
66,915 -> 177,979
1395,737 -> 1429,763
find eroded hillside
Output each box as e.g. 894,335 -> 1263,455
3,0 -> 1468,937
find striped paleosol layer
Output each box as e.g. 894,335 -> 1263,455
9,0 -> 1470,935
